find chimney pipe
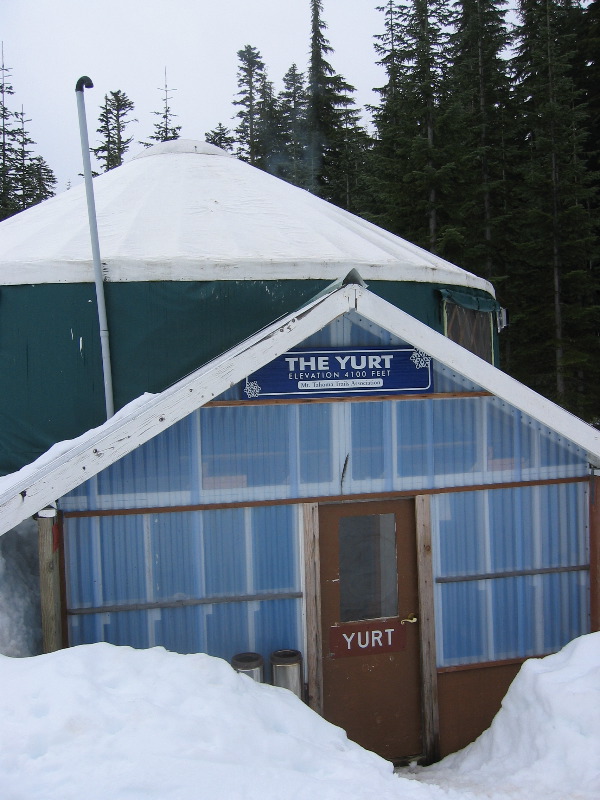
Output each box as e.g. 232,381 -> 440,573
75,76 -> 114,419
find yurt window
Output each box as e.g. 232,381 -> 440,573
440,289 -> 501,363
445,302 -> 492,361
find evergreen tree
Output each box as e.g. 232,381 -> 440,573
13,107 -> 56,210
233,45 -> 268,165
91,90 -> 136,172
506,0 -> 597,417
277,64 -> 309,186
255,72 -> 287,175
323,92 -> 371,212
368,0 -> 456,250
145,70 -> 181,145
205,122 -> 236,151
0,52 -> 18,221
442,0 -> 512,276
305,0 -> 361,207
365,0 -> 407,232
0,50 -> 55,220
578,0 -> 599,199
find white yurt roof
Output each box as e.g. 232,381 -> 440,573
0,139 -> 493,294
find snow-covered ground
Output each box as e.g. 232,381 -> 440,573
0,633 -> 598,800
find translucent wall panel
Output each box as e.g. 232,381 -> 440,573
433,398 -> 481,478
298,404 -> 333,485
97,418 -> 195,500
61,392 -> 588,512
437,571 -> 589,665
66,516 -> 148,608
200,405 -> 290,491
396,399 -> 432,479
436,492 -> 486,577
351,402 -> 387,481
66,505 -> 303,670
432,485 -> 590,666
69,609 -> 152,650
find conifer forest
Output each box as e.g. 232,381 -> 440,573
1,0 -> 598,421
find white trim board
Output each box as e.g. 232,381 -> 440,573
0,283 -> 597,536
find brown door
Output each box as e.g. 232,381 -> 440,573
319,499 -> 422,762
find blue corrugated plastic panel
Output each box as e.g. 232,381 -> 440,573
432,362 -> 482,393
60,385 -> 588,512
65,515 -> 147,608
432,484 -> 590,666
65,505 -> 302,663
67,598 -> 303,673
66,506 -> 300,606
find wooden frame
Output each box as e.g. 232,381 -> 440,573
590,474 -> 600,631
302,503 -> 323,714
415,495 -> 440,763
63,476 -> 588,519
205,391 -> 492,408
37,512 -> 64,653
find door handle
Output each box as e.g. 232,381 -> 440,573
400,613 -> 418,624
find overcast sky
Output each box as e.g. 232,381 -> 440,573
4,0 -> 385,191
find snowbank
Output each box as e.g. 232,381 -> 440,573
0,643 -> 442,800
0,636 -> 598,800
411,632 -> 600,799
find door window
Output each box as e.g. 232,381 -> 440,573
338,513 -> 398,622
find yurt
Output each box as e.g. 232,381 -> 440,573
0,140 -> 597,765
0,139 -> 498,476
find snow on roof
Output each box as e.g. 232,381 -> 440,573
0,139 -> 493,293
0,282 -> 597,536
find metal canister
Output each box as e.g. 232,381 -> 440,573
270,649 -> 303,699
231,652 -> 264,682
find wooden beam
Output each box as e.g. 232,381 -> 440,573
63,476 -> 588,518
205,391 -> 492,407
590,475 -> 600,632
416,495 -> 440,763
302,503 -> 323,714
37,512 -> 63,653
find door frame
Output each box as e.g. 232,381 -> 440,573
302,495 -> 440,763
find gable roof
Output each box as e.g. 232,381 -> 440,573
0,140 -> 493,294
0,282 -> 597,536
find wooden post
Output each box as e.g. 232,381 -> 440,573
416,495 -> 440,763
302,503 -> 323,714
37,510 -> 63,653
590,475 -> 600,632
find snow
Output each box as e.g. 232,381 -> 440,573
0,635 -> 598,800
0,392 -> 156,533
0,140 -> 493,293
405,633 -> 600,799
0,519 -> 41,657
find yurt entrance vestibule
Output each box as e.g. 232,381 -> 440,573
0,142 -> 597,765
3,286 -> 593,764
